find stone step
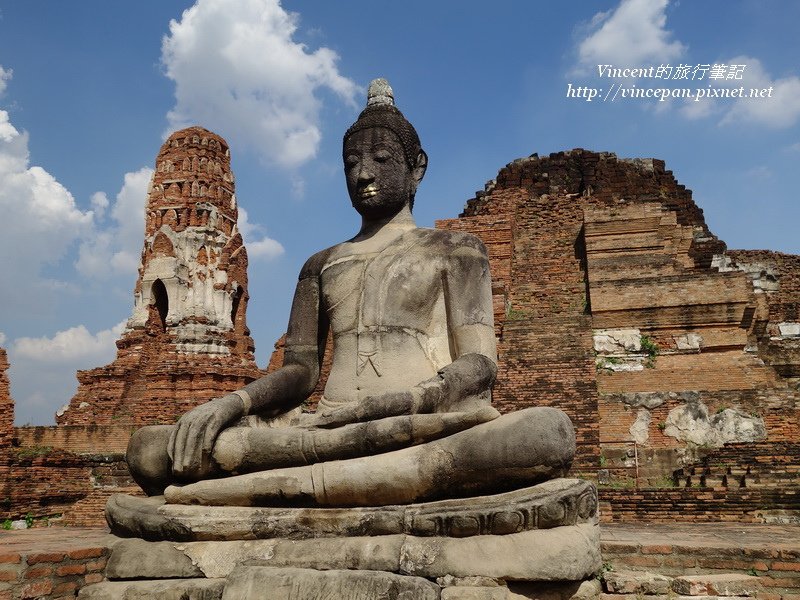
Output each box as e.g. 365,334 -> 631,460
223,566 -> 439,600
77,578 -> 225,599
603,570 -> 673,595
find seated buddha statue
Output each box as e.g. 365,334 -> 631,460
125,79 -> 575,508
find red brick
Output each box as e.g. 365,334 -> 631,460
0,569 -> 18,583
67,547 -> 105,560
53,580 -> 79,594
24,565 -> 53,579
0,554 -> 19,565
641,544 -> 673,555
55,563 -> 86,576
21,579 -> 53,598
84,572 -> 104,584
85,558 -> 107,572
768,561 -> 800,572
26,551 -> 65,565
761,576 -> 800,588
662,556 -> 697,568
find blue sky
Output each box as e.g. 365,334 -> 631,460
1,0 -> 798,425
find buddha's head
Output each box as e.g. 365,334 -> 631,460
343,79 -> 427,219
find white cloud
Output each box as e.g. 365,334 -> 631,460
12,321 -> 126,365
76,167 -> 152,279
237,206 -> 285,260
290,175 -> 305,199
743,165 -> 772,180
0,332 -> 6,346
161,0 -> 359,169
0,109 -> 94,313
8,321 -> 127,424
575,0 -> 685,73
0,65 -> 11,96
719,57 -> 800,129
677,56 -> 800,129
90,191 -> 109,219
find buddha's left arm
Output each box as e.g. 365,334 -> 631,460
433,235 -> 498,411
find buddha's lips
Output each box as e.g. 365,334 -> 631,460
359,185 -> 379,198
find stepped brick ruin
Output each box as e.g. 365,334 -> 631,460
57,126 -> 263,427
434,149 -> 800,521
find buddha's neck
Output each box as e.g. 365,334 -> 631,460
355,205 -> 416,241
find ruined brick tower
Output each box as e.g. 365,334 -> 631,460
58,126 -> 263,425
0,347 -> 13,450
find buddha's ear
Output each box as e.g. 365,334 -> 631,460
412,150 -> 428,187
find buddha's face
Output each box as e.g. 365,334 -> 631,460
344,128 -> 416,220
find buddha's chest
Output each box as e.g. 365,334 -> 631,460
320,249 -> 444,333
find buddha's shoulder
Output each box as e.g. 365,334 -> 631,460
299,246 -> 338,279
413,228 -> 489,257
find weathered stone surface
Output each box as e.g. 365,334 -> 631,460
397,524 -> 600,581
628,409 -> 651,445
221,566 -> 439,600
603,570 -> 672,595
106,523 -> 600,581
778,322 -> 800,337
672,574 -> 761,597
593,329 -> 642,354
162,407 -> 575,508
108,479 -> 597,541
106,538 -> 203,579
674,333 -> 703,351
78,578 -> 225,600
664,400 -> 767,447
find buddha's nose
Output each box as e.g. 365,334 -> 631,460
357,163 -> 374,183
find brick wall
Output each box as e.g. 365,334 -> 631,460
0,448 -> 138,525
0,532 -> 113,600
13,425 -> 133,455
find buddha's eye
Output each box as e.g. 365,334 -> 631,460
345,155 -> 359,169
374,150 -> 391,163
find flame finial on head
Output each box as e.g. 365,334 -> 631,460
366,78 -> 394,107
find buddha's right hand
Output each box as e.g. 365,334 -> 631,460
167,394 -> 245,479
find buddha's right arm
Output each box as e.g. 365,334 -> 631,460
234,275 -> 324,417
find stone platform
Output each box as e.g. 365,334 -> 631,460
87,480 -> 601,598
3,522 -> 800,599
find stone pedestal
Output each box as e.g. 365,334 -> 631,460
81,479 -> 602,599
